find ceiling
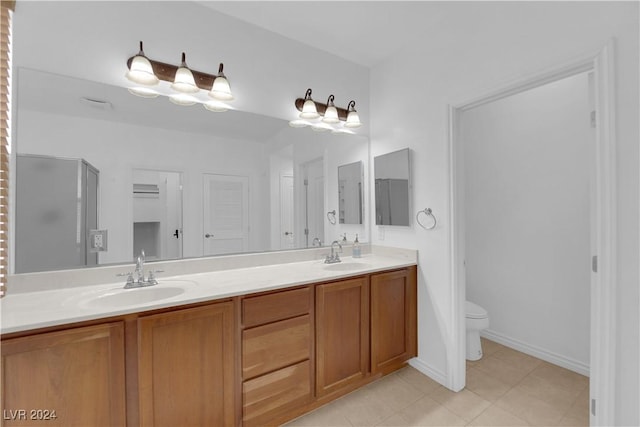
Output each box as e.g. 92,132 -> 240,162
18,68 -> 289,141
199,1 -> 451,68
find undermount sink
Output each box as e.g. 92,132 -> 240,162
80,285 -> 188,309
323,262 -> 371,271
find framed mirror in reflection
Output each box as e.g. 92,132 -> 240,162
13,68 -> 370,273
374,148 -> 411,226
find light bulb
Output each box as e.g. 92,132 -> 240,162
344,101 -> 362,128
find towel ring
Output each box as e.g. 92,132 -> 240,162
327,210 -> 337,225
416,208 -> 436,230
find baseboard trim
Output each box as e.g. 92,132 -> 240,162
481,329 -> 590,377
408,357 -> 448,386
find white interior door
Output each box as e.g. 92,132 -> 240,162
203,174 -> 249,256
279,174 -> 295,249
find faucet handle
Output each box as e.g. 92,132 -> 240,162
147,270 -> 164,285
117,272 -> 135,287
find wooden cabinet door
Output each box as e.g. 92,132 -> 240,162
137,302 -> 236,427
315,276 -> 369,396
1,322 -> 126,427
370,267 -> 418,375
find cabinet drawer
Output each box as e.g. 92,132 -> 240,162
243,286 -> 311,328
243,315 -> 311,380
243,360 -> 312,427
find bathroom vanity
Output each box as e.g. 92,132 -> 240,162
1,251 -> 417,427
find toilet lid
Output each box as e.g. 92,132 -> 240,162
466,301 -> 488,319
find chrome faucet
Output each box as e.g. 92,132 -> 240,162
135,250 -> 146,283
324,241 -> 342,264
120,250 -> 162,288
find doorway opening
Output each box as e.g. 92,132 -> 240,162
449,42 -> 616,426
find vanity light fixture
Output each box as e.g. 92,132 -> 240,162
171,53 -> 199,94
290,88 -> 362,134
208,63 -> 233,101
125,41 -> 159,86
322,95 -> 340,124
299,88 -> 320,119
125,41 -> 234,111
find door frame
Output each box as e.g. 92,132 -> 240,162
448,40 -> 616,426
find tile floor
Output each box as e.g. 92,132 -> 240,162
284,338 -> 589,426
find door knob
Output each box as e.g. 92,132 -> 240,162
205,233 -> 214,238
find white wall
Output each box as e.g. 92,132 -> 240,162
369,2 -> 638,424
463,73 -> 591,372
18,109 -> 270,264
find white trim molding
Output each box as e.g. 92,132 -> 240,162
448,40 -> 617,426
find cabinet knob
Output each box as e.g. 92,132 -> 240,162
205,233 -> 214,238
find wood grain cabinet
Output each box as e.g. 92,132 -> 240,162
1,322 -> 126,427
241,286 -> 313,427
137,302 -> 236,427
370,266 -> 418,374
315,276 -> 370,397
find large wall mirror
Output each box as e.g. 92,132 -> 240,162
13,69 -> 369,273
374,148 -> 411,226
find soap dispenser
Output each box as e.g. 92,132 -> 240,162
352,234 -> 361,258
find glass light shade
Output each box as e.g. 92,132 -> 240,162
125,55 -> 159,86
171,66 -> 199,93
311,122 -> 332,132
128,87 -> 160,98
344,110 -> 362,128
209,76 -> 233,101
288,119 -> 310,128
169,93 -> 198,106
203,100 -> 229,112
322,105 -> 340,124
300,99 -> 319,119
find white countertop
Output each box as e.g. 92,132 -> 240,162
1,253 -> 416,335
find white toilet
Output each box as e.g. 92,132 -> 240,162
465,301 -> 489,361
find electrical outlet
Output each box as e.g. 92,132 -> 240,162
89,229 -> 108,252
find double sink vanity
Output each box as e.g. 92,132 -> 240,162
1,246 -> 417,427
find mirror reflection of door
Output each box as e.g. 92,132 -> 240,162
132,169 -> 183,261
279,174 -> 295,249
203,174 -> 249,256
301,158 -> 324,247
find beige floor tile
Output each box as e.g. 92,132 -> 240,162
495,387 -> 567,426
395,366 -> 441,395
529,362 -> 589,392
429,386 -> 491,422
284,402 -> 353,426
515,374 -> 583,409
492,347 -> 543,373
398,396 -> 467,426
375,413 -> 410,427
557,414 -> 590,426
465,367 -> 512,402
365,372 -> 424,412
473,355 -> 531,387
480,338 -> 507,356
339,391 -> 397,426
467,405 -> 530,426
563,387 -> 590,424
